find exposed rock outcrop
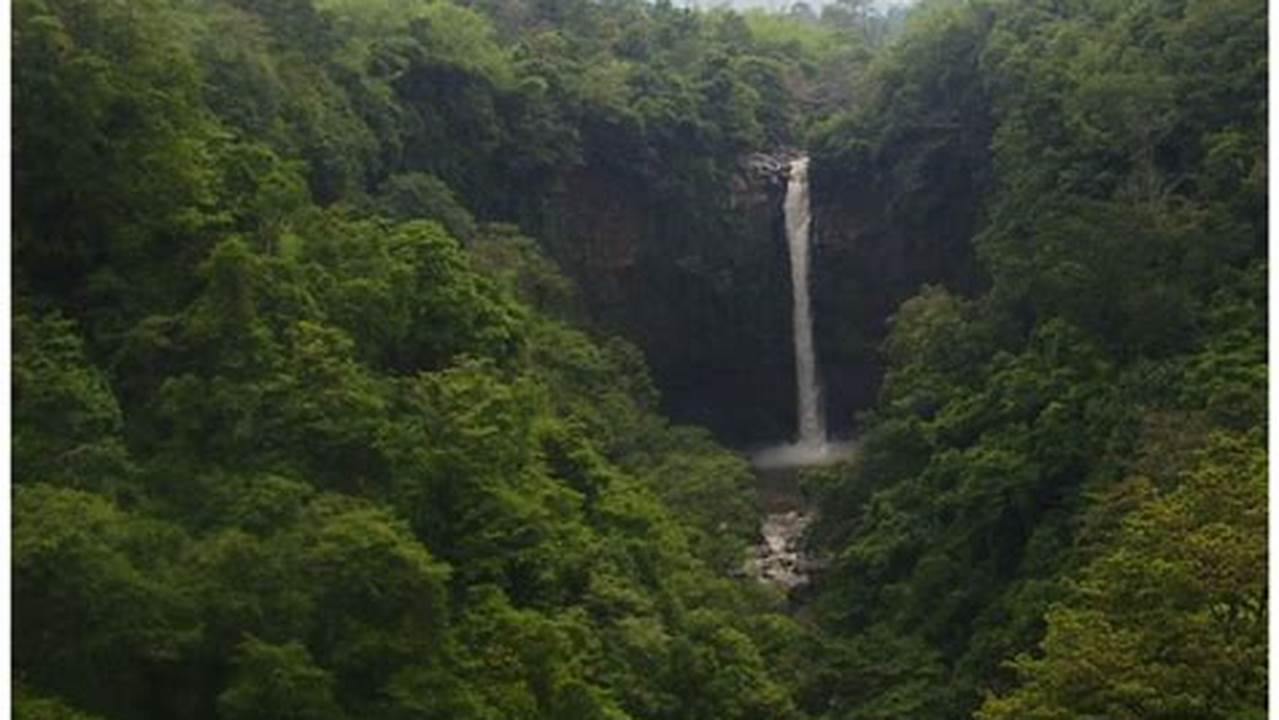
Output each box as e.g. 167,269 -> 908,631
809,140 -> 987,436
537,153 -> 800,445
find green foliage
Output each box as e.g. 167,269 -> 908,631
12,0 -> 1265,719
742,10 -> 842,59
14,686 -> 105,720
410,0 -> 518,86
13,485 -> 198,716
805,1 -> 1266,719
637,427 -> 758,571
374,172 -> 478,241
13,0 -> 808,710
219,639 -> 345,720
978,432 -> 1266,720
12,312 -> 133,495
13,0 -> 225,330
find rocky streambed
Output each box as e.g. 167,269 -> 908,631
745,465 -> 818,591
749,508 -> 815,589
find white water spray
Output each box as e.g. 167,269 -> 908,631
752,155 -> 854,470
785,156 -> 824,447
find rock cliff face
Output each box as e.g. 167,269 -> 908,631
538,154 -> 797,446
809,143 -> 985,436
534,144 -> 984,446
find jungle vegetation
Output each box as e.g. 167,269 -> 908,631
11,0 -> 1266,718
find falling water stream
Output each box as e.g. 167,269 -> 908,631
787,156 -> 824,448
751,156 -> 854,471
747,155 -> 854,589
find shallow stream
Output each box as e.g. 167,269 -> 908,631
745,465 -> 817,590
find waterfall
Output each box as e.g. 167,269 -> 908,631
751,155 -> 854,470
784,156 -> 825,447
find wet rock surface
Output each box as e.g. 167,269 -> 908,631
542,156 -> 797,446
746,465 -> 817,591
748,509 -> 815,589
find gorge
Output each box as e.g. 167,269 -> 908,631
11,0 -> 1266,718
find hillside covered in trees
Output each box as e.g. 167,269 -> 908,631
11,0 -> 1266,719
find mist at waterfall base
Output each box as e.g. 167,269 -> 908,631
750,156 -> 856,471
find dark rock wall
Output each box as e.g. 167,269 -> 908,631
810,133 -> 987,436
538,155 -> 797,446
534,140 -> 985,446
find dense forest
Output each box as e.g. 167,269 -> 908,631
11,0 -> 1266,718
